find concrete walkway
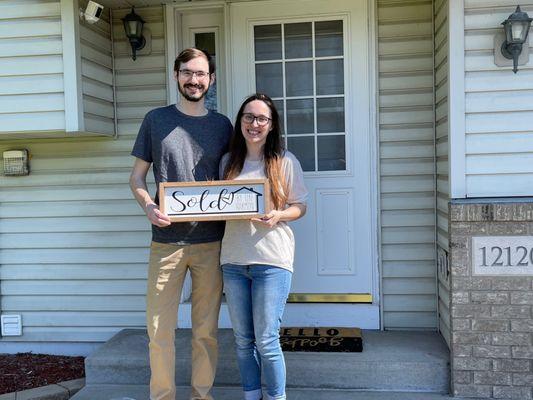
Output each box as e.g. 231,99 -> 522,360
72,384 -> 457,400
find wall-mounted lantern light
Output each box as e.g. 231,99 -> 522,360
122,7 -> 146,61
500,6 -> 532,73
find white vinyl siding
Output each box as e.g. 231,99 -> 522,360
434,0 -> 449,253
0,0 -> 65,134
114,7 -> 167,137
0,0 -> 117,138
464,1 -> 533,197
0,137 -> 151,343
0,5 -> 164,344
79,0 -> 115,135
378,0 -> 437,329
434,0 -> 450,347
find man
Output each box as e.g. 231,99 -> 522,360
129,48 -> 233,400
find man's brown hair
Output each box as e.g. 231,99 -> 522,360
174,48 -> 215,74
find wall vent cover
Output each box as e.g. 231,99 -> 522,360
1,314 -> 22,336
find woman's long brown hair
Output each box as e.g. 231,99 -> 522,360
223,93 -> 288,210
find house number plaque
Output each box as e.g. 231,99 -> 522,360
472,236 -> 533,276
159,179 -> 270,222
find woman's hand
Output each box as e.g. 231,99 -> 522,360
251,210 -> 283,228
251,204 -> 306,228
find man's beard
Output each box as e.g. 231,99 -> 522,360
178,82 -> 209,102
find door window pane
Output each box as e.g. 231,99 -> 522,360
195,32 -> 216,55
273,99 -> 285,135
316,59 -> 344,95
285,61 -> 313,97
315,20 -> 343,57
195,32 -> 217,111
254,25 -> 282,60
255,63 -> 283,98
284,22 -> 312,59
318,135 -> 345,171
288,136 -> 315,171
317,98 -> 344,133
253,19 -> 347,172
287,99 -> 314,134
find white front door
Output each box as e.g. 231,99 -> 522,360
170,0 -> 379,328
228,0 -> 378,327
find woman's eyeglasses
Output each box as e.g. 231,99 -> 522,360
242,113 -> 271,126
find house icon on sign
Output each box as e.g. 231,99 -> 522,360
231,187 -> 263,212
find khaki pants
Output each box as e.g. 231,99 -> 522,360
146,241 -> 223,400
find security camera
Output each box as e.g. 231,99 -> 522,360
80,1 -> 104,24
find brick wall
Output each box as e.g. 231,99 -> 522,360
449,201 -> 533,399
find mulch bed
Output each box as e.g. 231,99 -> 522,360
0,353 -> 85,395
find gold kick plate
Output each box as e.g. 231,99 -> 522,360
287,293 -> 372,303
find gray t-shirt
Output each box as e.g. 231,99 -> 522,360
131,105 -> 233,245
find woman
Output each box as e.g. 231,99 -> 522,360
220,93 -> 308,400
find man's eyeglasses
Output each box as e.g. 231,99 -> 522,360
242,113 -> 272,126
179,69 -> 210,80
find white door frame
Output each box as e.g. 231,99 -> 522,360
164,0 -> 381,329
165,1 -> 228,108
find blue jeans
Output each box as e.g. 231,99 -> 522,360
222,264 -> 292,400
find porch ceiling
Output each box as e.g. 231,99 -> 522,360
98,0 -> 252,9
97,0 -> 182,8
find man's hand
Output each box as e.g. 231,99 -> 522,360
251,210 -> 282,228
146,203 -> 171,227
130,158 -> 171,227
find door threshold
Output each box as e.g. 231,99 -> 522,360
288,293 -> 372,303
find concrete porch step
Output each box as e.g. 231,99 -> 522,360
85,329 -> 450,393
71,384 -> 456,400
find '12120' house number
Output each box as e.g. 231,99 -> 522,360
472,236 -> 533,276
158,179 -> 271,222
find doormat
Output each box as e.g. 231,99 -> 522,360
280,327 -> 362,352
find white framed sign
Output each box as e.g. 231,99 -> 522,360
159,179 -> 271,222
472,236 -> 533,276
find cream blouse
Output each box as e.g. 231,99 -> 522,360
219,151 -> 308,272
